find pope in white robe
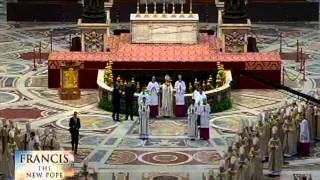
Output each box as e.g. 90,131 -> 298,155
139,97 -> 150,140
188,99 -> 198,140
299,119 -> 311,156
147,76 -> 160,118
161,75 -> 174,117
199,99 -> 210,140
174,75 -> 186,117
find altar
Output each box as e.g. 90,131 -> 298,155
130,13 -> 199,44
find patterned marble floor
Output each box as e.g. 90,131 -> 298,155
0,22 -> 319,180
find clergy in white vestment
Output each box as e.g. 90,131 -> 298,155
174,75 -> 186,117
188,99 -> 198,140
195,89 -> 207,105
0,119 -> 9,176
147,76 -> 160,118
195,100 -> 202,126
139,97 -> 150,140
138,87 -> 150,105
199,98 -> 210,140
299,119 -> 311,156
192,89 -> 199,101
28,131 -> 40,150
6,130 -> 18,178
268,126 -> 283,176
161,75 -> 174,117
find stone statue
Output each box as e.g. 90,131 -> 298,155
82,0 -> 106,23
223,0 -> 247,22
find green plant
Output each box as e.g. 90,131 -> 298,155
212,98 -> 232,113
98,98 -> 113,112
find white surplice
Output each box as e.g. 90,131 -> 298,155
188,104 -> 198,138
138,91 -> 150,105
139,102 -> 150,139
147,81 -> 160,106
196,93 -> 207,105
161,83 -> 174,117
300,119 -> 310,143
200,104 -> 211,128
174,80 -> 186,105
192,90 -> 199,100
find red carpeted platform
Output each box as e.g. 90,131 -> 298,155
48,33 -> 281,89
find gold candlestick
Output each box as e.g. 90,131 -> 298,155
189,0 -> 193,17
153,1 -> 157,16
162,0 -> 166,17
145,0 -> 149,16
172,0 -> 176,17
136,1 -> 140,17
181,1 -> 184,14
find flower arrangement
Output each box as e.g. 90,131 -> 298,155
104,61 -> 114,86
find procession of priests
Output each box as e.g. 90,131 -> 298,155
0,120 -> 61,178
139,74 -> 211,140
216,98 -> 320,179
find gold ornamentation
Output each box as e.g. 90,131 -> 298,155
84,31 -> 104,52
62,68 -> 78,89
225,31 -> 245,53
104,61 -> 114,86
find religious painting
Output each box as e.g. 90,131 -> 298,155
225,31 -> 245,53
62,67 -> 78,89
84,31 -> 104,52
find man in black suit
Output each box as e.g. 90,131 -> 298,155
69,111 -> 81,155
112,81 -> 121,121
125,78 -> 136,121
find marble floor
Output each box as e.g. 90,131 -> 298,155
0,22 -> 319,179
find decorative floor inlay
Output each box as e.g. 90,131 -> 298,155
106,150 -> 138,165
104,137 -> 118,145
0,91 -> 20,104
143,173 -> 190,180
56,115 -> 118,131
144,138 -> 186,148
138,151 -> 193,165
192,150 -> 221,164
63,147 -> 93,163
89,150 -> 108,163
0,62 -> 29,74
118,138 -> 144,148
0,107 -> 44,121
79,136 -> 106,146
211,115 -> 258,133
130,120 -> 188,136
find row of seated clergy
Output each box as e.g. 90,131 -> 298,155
0,120 -> 60,178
